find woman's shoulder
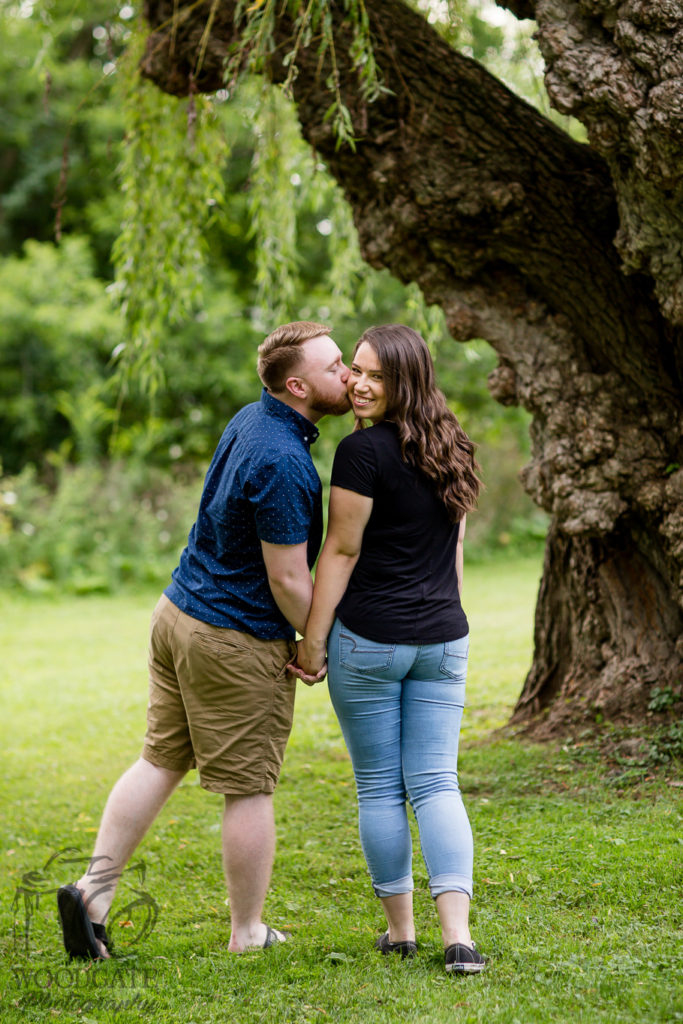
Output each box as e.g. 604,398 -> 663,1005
337,421 -> 397,452
333,425 -> 400,491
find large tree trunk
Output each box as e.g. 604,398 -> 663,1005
140,0 -> 683,735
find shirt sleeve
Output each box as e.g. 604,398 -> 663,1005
250,454 -> 318,545
331,430 -> 377,498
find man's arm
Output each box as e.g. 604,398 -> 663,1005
261,540 -> 313,635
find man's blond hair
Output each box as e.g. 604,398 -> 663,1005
257,321 -> 331,392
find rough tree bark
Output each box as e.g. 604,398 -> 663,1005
140,0 -> 683,736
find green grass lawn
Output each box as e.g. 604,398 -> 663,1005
1,556 -> 682,1023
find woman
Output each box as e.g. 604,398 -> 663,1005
293,324 -> 485,973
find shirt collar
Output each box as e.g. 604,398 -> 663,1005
260,388 -> 319,447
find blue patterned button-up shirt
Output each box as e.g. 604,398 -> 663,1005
165,389 -> 322,639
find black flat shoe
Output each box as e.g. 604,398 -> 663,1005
374,931 -> 417,958
444,941 -> 486,974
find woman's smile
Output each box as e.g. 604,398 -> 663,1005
351,393 -> 374,409
349,342 -> 387,422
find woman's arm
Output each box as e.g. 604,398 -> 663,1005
456,514 -> 466,598
295,485 -> 373,676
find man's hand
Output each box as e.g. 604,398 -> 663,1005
287,660 -> 328,686
287,638 -> 327,685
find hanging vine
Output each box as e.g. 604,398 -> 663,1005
226,0 -> 386,148
111,24 -> 227,396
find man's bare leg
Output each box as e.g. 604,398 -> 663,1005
223,792 -> 286,951
74,757 -> 185,955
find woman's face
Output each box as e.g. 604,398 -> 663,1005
348,342 -> 388,423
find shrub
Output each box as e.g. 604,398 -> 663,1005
0,460 -> 201,594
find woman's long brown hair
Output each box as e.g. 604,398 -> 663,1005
354,325 -> 481,522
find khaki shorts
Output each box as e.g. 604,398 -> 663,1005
142,595 -> 297,795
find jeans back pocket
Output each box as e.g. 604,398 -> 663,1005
439,637 -> 469,681
338,630 -> 395,673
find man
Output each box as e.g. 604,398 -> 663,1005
57,321 -> 350,958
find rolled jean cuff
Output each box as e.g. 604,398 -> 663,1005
429,873 -> 473,899
372,875 -> 414,899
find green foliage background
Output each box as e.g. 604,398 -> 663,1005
0,0 -> 551,594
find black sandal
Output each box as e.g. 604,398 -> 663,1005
57,884 -> 111,960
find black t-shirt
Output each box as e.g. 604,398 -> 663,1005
331,421 -> 468,644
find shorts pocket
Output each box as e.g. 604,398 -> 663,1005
439,637 -> 469,681
338,630 -> 395,672
192,630 -> 254,656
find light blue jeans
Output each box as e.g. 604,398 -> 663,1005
327,618 -> 473,900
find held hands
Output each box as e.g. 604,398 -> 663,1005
287,638 -> 327,686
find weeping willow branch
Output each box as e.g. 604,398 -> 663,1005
111,27 -> 227,396
111,3 -> 426,381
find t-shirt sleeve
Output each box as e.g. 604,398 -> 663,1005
330,431 -> 377,498
250,454 -> 318,545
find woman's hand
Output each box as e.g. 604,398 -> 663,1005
287,639 -> 327,685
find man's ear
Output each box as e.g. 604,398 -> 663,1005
284,376 -> 307,400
